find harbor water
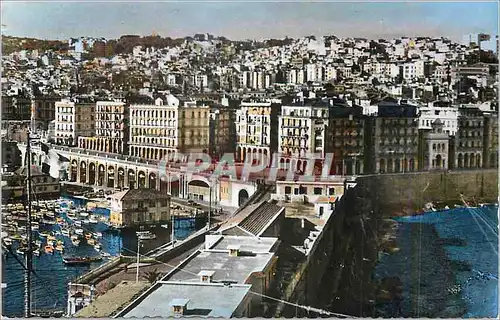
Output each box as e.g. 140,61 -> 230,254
1,196 -> 201,317
374,204 -> 498,318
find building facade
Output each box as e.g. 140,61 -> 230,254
327,103 -> 366,175
452,106 -> 485,169
418,119 -> 450,170
78,101 -> 127,154
418,100 -> 458,136
55,100 -> 95,146
367,103 -> 420,174
236,100 -> 280,164
109,189 -> 170,228
278,99 -> 329,171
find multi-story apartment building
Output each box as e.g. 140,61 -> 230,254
451,105 -> 485,169
236,100 -> 280,164
209,104 -> 236,160
278,99 -> 329,171
327,101 -> 366,175
128,95 -> 210,161
55,100 -> 95,146
418,100 -> 459,136
483,110 -> 498,168
33,96 -> 60,125
1,95 -> 31,121
78,101 -> 126,154
365,101 -> 420,174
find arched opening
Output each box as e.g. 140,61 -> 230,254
117,167 -> 125,189
89,163 -> 96,185
107,166 -> 115,188
138,171 -> 146,188
238,189 -> 249,207
279,158 -> 285,170
379,158 -> 386,173
490,152 -> 497,168
80,162 -> 86,183
435,155 -> 442,169
458,153 -> 463,168
188,180 -> 210,201
149,173 -> 157,190
395,158 -> 401,173
402,158 -> 408,173
387,158 -> 393,173
409,158 -> 415,172
128,169 -> 136,189
70,160 -> 78,182
97,164 -> 105,186
463,154 -> 469,168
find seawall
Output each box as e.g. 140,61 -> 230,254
281,170 -> 498,317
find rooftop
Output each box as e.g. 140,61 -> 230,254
122,282 -> 251,318
108,188 -> 170,201
219,201 -> 284,237
167,250 -> 274,284
207,235 -> 278,253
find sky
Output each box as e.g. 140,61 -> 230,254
1,1 -> 498,49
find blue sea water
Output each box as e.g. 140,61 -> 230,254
375,204 -> 498,318
1,197 -> 200,317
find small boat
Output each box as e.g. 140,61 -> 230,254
44,245 -> 54,254
3,237 -> 13,246
55,245 -> 64,252
101,252 -> 111,258
62,229 -> 70,237
87,238 -> 96,246
11,234 -> 22,240
32,223 -> 39,231
88,216 -> 98,224
82,219 -> 90,224
62,256 -> 102,265
79,212 -> 89,218
75,228 -> 84,235
47,235 -> 56,241
35,240 -> 42,247
46,240 -> 54,246
72,238 -> 80,246
93,243 -> 101,251
39,231 -> 51,238
17,247 -> 27,255
93,232 -> 103,238
74,221 -> 82,227
33,249 -> 41,257
138,232 -> 156,240
85,233 -> 92,240
18,226 -> 26,232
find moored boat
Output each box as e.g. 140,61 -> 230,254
44,245 -> 54,254
62,255 -> 102,265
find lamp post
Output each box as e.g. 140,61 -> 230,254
135,233 -> 142,283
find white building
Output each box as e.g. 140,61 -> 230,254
418,101 -> 459,136
278,99 -> 329,171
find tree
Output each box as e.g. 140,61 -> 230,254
142,269 -> 164,284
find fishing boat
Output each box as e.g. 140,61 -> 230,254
16,246 -> 27,255
93,243 -> 102,251
87,238 -> 96,246
44,245 -> 54,254
79,211 -> 89,218
62,229 -> 70,237
32,222 -> 39,231
85,233 -> 93,240
33,249 -> 41,257
11,234 -> 22,241
71,238 -> 80,246
47,235 -> 56,241
74,221 -> 82,227
82,219 -> 90,224
88,216 -> 98,224
3,237 -> 13,246
18,225 -> 26,232
55,245 -> 64,252
75,228 -> 84,235
62,256 -> 102,265
46,240 -> 55,246
93,232 -> 103,238
39,231 -> 51,238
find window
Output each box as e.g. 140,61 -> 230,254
138,201 -> 144,209
313,187 -> 322,195
285,186 -> 292,194
329,188 -> 335,195
149,201 -> 156,207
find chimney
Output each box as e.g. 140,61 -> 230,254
227,245 -> 241,257
198,270 -> 215,283
169,299 -> 190,316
